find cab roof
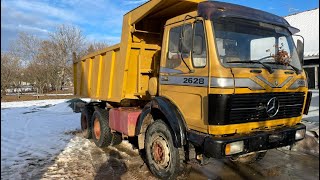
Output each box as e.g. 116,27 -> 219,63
198,1 -> 300,34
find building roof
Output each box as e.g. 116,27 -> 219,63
284,8 -> 319,59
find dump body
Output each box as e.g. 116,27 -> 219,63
73,43 -> 160,102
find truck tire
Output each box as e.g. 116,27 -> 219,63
145,120 -> 186,180
80,106 -> 93,139
230,151 -> 267,164
91,108 -> 122,148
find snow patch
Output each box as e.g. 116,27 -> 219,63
1,99 -> 81,179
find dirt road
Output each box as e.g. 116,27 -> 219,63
38,132 -> 319,180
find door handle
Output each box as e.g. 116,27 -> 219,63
161,76 -> 169,81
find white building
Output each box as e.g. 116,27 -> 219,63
285,8 -> 319,89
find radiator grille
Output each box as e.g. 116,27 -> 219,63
229,92 -> 305,123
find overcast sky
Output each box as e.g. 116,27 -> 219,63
1,0 -> 319,52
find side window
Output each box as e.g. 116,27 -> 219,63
192,21 -> 207,68
167,24 -> 192,69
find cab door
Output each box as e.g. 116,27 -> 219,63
159,19 -> 209,133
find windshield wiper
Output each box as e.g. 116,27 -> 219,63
265,62 -> 302,74
287,63 -> 302,74
227,60 -> 274,74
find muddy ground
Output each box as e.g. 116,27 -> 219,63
2,95 -> 318,180
31,131 -> 318,180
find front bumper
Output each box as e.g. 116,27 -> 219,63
189,123 -> 306,159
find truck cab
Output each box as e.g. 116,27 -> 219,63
157,0 -> 310,157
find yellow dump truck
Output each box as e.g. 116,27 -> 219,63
73,0 -> 312,179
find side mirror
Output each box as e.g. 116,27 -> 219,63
193,35 -> 203,55
297,39 -> 304,65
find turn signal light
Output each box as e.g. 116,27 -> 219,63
225,141 -> 244,155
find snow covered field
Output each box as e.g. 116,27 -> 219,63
1,91 -> 319,179
1,99 -> 83,179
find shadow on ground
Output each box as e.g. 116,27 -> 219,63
94,150 -> 127,180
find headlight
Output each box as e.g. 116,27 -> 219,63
225,141 -> 244,155
295,129 -> 306,140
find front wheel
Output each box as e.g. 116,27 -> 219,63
145,120 -> 185,180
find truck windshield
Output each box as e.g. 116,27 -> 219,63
212,18 -> 302,71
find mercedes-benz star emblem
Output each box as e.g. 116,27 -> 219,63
266,97 -> 279,117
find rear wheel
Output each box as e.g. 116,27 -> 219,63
230,151 -> 267,164
91,108 -> 122,147
80,106 -> 93,139
145,120 -> 185,180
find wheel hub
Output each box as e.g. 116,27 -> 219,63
151,136 -> 170,169
93,118 -> 100,140
153,142 -> 164,163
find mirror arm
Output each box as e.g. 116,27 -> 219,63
293,34 -> 305,44
179,15 -> 197,73
293,34 -> 305,65
182,15 -> 196,32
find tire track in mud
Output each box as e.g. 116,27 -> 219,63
41,133 -> 157,180
88,136 -> 156,180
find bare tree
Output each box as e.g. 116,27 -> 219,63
49,24 -> 85,90
24,61 -> 44,94
1,52 -> 21,95
7,32 -> 45,94
2,24 -> 98,95
36,40 -> 61,92
10,33 -> 59,94
11,32 -> 42,63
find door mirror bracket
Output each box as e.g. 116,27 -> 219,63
293,35 -> 304,65
179,15 -> 197,73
